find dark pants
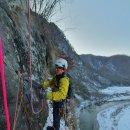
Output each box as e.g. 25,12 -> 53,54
53,101 -> 63,130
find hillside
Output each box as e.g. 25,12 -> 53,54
80,54 -> 130,87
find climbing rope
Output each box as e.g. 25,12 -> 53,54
0,37 -> 11,130
13,72 -> 35,130
27,0 -> 44,115
27,1 -> 76,129
12,69 -> 22,130
21,96 -> 34,130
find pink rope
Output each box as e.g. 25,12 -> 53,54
0,36 -> 11,130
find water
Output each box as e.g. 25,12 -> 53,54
79,101 -> 127,130
79,104 -> 99,130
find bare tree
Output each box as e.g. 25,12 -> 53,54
31,0 -> 64,20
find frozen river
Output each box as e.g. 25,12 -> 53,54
79,86 -> 130,130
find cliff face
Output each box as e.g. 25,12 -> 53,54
0,1 -> 82,129
0,1 -> 49,129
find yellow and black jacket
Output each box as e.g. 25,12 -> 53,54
42,73 -> 69,101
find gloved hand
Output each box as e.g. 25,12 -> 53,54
31,80 -> 43,90
36,85 -> 43,89
39,91 -> 46,99
46,92 -> 53,100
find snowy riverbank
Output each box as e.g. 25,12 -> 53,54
97,86 -> 130,130
79,86 -> 130,130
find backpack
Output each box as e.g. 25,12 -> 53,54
63,73 -> 74,99
59,73 -> 75,119
55,73 -> 74,100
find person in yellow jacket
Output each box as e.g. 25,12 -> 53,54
42,58 -> 69,130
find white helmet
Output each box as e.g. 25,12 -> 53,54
55,58 -> 68,70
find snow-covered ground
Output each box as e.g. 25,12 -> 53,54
99,86 -> 130,101
99,86 -> 130,95
97,86 -> 130,130
97,103 -> 130,130
43,100 -> 69,130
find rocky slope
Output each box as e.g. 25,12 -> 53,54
0,0 -> 89,129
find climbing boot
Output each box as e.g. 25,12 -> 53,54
47,126 -> 54,130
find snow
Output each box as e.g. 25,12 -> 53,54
108,95 -> 130,101
97,103 -> 130,130
100,86 -> 130,95
97,86 -> 130,130
99,86 -> 130,102
43,100 -> 53,130
43,100 -> 69,130
106,62 -> 116,72
75,94 -> 83,101
117,106 -> 130,130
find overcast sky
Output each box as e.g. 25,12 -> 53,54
51,0 -> 130,56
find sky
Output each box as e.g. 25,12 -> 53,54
51,0 -> 130,56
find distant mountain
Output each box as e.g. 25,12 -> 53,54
80,54 -> 130,87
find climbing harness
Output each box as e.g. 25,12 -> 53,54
0,37 -> 11,130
